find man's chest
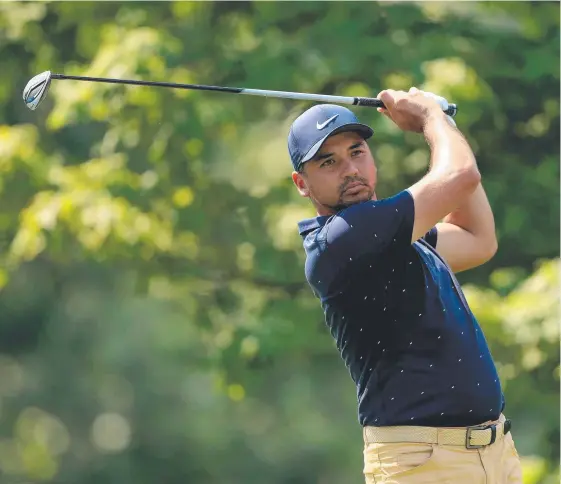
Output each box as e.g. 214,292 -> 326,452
321,242 -> 464,336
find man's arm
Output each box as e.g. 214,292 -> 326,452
403,104 -> 482,243
435,182 -> 498,273
376,88 -> 486,266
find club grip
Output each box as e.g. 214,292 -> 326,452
356,97 -> 458,117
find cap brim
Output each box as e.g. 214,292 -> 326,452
301,123 -> 374,164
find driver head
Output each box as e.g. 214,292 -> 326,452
23,71 -> 52,111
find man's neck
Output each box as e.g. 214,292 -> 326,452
315,193 -> 377,217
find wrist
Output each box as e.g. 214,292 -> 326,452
422,110 -> 453,143
422,109 -> 448,131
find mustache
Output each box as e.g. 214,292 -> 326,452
339,176 -> 369,193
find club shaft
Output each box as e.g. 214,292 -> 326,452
51,73 -> 243,94
50,73 -> 457,116
241,88 -> 358,105
51,74 -> 361,104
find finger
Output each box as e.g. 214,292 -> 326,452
423,91 -> 449,110
377,107 -> 393,121
409,86 -> 420,95
377,89 -> 397,99
378,89 -> 396,109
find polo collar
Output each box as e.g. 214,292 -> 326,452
298,216 -> 330,236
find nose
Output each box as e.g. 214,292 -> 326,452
341,156 -> 359,178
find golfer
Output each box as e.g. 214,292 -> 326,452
288,88 -> 522,483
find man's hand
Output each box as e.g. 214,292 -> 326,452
376,87 -> 448,133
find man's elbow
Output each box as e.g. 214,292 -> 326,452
459,166 -> 481,194
481,236 -> 498,263
446,166 -> 481,202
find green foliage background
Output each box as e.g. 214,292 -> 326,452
0,2 -> 558,483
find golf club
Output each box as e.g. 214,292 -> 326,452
23,71 -> 458,116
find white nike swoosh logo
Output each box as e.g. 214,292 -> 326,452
316,114 -> 339,130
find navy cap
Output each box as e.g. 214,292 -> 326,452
288,104 -> 374,172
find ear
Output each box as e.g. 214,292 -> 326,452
292,171 -> 310,197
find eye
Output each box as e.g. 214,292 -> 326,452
320,158 -> 335,168
351,149 -> 364,157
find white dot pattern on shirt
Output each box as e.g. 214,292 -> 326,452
334,230 -> 480,414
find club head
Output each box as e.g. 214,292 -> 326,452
23,71 -> 52,111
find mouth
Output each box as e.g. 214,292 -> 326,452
342,182 -> 367,195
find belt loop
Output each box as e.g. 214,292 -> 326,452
489,425 -> 497,445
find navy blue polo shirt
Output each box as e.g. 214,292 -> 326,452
298,190 -> 504,427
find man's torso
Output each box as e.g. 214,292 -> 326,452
298,190 -> 504,427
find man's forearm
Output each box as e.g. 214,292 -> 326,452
441,182 -> 497,248
423,113 -> 480,180
425,116 -> 495,244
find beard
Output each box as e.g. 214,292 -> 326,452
327,176 -> 374,212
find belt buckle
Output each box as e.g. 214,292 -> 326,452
465,423 -> 497,449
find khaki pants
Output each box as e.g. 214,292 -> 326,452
363,416 -> 522,484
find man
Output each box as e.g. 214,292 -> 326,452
288,88 -> 523,483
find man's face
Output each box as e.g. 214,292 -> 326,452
292,131 -> 377,215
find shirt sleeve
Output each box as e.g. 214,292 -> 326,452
324,190 -> 415,262
422,226 -> 438,248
